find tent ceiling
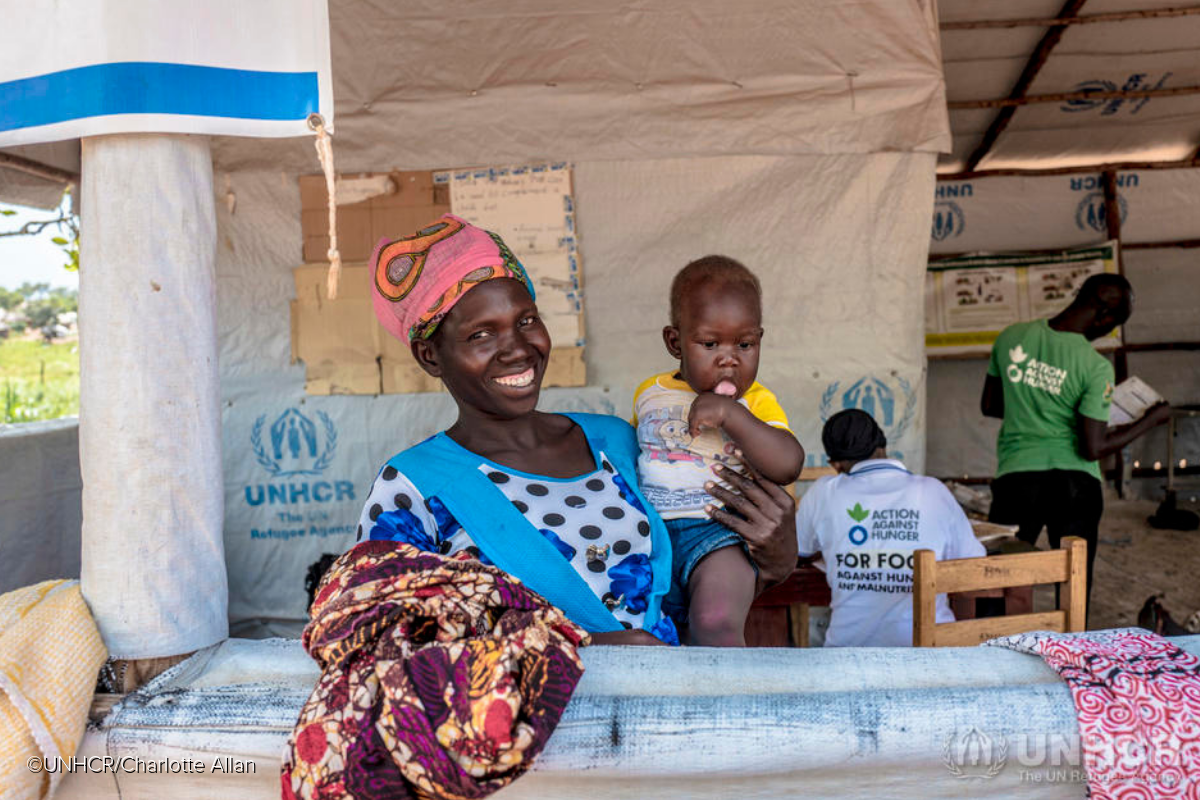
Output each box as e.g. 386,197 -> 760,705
0,142 -> 80,210
938,0 -> 1200,174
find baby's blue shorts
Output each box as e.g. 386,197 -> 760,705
661,517 -> 756,621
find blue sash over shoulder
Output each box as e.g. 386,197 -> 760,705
387,413 -> 673,634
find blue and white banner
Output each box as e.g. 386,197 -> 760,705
0,0 -> 332,146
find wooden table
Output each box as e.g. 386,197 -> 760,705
745,539 -> 1038,648
746,559 -> 830,647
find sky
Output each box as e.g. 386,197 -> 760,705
0,197 -> 78,291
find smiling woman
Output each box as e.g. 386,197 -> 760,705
341,215 -> 799,650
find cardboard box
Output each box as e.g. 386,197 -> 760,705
291,262 -> 588,395
293,169 -> 585,394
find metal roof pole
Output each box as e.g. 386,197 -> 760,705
78,134 -> 228,665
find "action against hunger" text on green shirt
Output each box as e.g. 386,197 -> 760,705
987,319 -> 1114,480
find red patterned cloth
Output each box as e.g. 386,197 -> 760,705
988,629 -> 1200,798
282,540 -> 589,800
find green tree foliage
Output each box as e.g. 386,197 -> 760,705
24,298 -> 62,329
17,281 -> 51,299
7,284 -> 77,329
1,189 -> 79,276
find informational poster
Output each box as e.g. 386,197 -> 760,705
925,242 -> 1119,356
438,163 -> 584,349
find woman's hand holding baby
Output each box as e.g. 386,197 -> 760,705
704,460 -> 798,590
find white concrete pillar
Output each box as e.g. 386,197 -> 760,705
79,134 -> 227,659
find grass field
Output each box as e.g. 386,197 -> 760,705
0,337 -> 80,423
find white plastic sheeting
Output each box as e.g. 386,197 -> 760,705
217,152 -> 938,635
79,135 -> 227,659
576,154 -> 934,470
931,169 -> 1200,254
0,418 -> 82,594
0,0 -> 333,147
59,635 -> 1200,799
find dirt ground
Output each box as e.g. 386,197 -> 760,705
1033,491 -> 1200,631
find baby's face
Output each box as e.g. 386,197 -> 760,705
669,281 -> 763,399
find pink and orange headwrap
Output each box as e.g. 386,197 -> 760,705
370,214 -> 535,343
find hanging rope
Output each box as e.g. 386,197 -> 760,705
308,113 -> 342,299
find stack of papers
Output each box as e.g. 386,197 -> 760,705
1109,376 -> 1164,427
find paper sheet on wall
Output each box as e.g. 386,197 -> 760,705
440,164 -> 584,348
925,243 -> 1119,356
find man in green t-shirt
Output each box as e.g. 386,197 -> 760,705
980,273 -> 1170,602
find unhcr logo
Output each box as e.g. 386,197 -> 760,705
943,728 -> 1008,780
1060,73 -> 1172,116
931,200 -> 965,242
1075,191 -> 1128,233
820,375 -> 917,448
243,408 -> 354,508
251,408 -> 336,478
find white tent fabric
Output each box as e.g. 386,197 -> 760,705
60,635 -> 1200,799
0,0 -> 333,147
0,419 -> 81,594
79,135 -> 228,659
212,0 -> 949,174
927,0 -> 1200,483
930,169 -> 1200,254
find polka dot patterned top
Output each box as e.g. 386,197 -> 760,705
355,453 -> 658,632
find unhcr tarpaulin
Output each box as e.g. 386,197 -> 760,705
59,636 -> 1200,799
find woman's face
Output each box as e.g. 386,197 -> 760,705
418,278 -> 551,420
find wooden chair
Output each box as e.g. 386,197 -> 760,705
912,536 -> 1087,647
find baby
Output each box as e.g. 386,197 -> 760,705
633,256 -> 804,646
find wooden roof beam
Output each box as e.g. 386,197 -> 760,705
938,156 -> 1200,180
950,84 -> 1200,110
942,5 -> 1200,30
0,151 -> 80,186
961,0 -> 1089,173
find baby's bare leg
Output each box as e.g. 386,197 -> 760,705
686,545 -> 757,647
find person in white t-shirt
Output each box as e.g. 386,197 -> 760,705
796,409 -> 985,647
